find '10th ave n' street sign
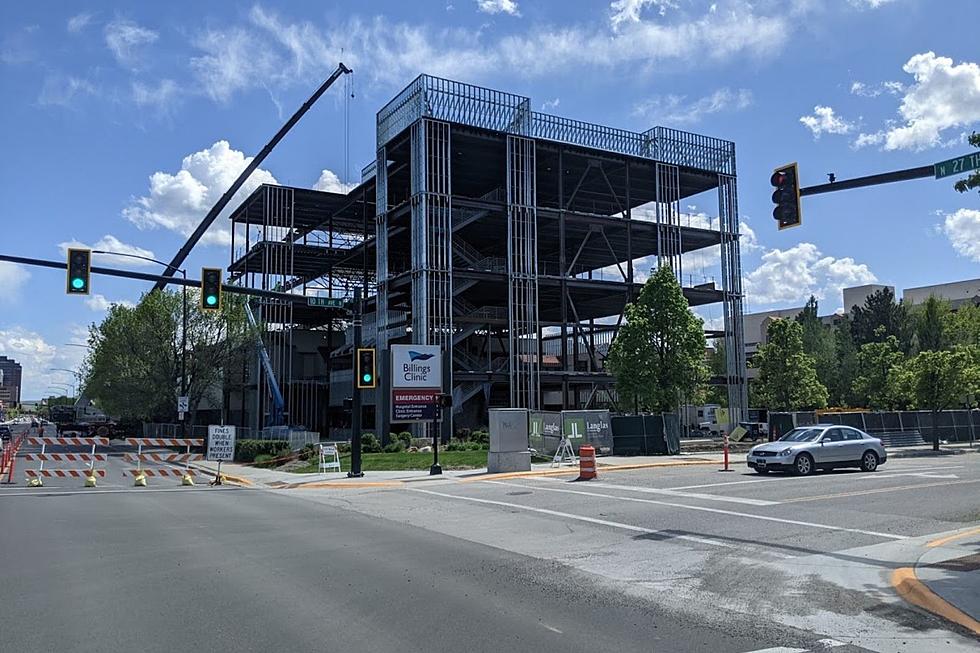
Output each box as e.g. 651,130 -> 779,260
934,152 -> 980,179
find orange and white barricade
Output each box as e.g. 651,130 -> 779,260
24,435 -> 108,487
578,444 -> 597,481
125,438 -> 203,486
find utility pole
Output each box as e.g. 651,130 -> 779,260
348,287 -> 364,478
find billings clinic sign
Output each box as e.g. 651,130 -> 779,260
391,344 -> 442,422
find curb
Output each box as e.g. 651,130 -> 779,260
891,567 -> 980,636
186,463 -> 253,487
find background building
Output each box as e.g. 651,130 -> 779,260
0,356 -> 22,406
226,74 -> 749,438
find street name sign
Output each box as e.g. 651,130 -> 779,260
390,344 -> 442,423
934,152 -> 980,179
307,296 -> 345,308
206,425 -> 236,461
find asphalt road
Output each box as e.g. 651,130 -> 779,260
2,450 -> 978,653
3,483 -> 784,653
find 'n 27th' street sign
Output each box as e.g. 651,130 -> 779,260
934,152 -> 980,179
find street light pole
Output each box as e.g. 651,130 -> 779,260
91,250 -> 187,432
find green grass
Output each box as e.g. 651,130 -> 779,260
290,449 -> 491,473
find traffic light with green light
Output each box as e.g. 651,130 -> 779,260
356,348 -> 376,389
772,163 -> 802,230
201,267 -> 222,311
66,248 -> 91,295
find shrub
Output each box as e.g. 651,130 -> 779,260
336,442 -> 351,454
234,439 -> 290,463
396,431 -> 413,447
470,429 -> 489,446
300,443 -> 319,461
361,433 -> 382,453
383,440 -> 406,453
445,439 -> 465,452
455,427 -> 472,441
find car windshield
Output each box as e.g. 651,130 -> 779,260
779,428 -> 825,442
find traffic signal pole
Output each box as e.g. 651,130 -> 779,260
348,287 -> 364,478
799,164 -> 934,197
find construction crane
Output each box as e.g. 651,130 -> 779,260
152,62 -> 353,291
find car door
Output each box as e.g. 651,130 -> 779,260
815,427 -> 846,463
840,428 -> 867,463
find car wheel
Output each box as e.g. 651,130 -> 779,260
793,453 -> 814,476
860,450 -> 879,472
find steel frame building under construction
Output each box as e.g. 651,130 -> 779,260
225,74 -> 748,439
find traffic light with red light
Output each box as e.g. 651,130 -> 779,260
201,268 -> 222,311
66,248 -> 91,295
356,348 -> 376,389
771,163 -> 802,230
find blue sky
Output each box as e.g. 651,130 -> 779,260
1,0 -> 979,398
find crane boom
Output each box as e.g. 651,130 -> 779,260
152,62 -> 353,291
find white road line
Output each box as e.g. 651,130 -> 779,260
409,488 -> 734,548
742,648 -> 806,653
492,481 -> 909,541
815,638 -> 848,648
668,478 -> 775,490
664,464 -> 964,491
540,623 -> 562,634
571,480 -> 780,506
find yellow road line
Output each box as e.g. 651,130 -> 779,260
927,526 -> 980,549
892,567 -> 980,636
782,478 -> 980,503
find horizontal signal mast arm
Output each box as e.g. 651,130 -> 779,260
0,253 -> 324,306
799,164 -> 934,197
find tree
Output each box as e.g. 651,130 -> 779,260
752,318 -> 828,411
850,287 -> 911,350
852,333 -> 905,409
831,319 -> 860,407
953,131 -> 980,195
607,264 -> 708,413
944,303 -> 980,348
705,340 -> 728,406
83,289 -> 254,424
796,296 -> 837,400
895,349 -> 979,451
911,295 -> 951,352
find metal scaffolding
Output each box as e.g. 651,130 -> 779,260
221,73 -> 747,439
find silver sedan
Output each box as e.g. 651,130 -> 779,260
746,424 -> 887,476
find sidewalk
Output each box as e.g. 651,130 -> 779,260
894,526 -> 980,635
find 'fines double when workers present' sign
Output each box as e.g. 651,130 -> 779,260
207,425 -> 236,462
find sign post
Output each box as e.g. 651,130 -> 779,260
206,425 -> 236,485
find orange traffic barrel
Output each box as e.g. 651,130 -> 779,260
578,444 -> 597,480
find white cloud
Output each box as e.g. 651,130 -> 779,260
941,208 -> 980,263
476,0 -> 521,16
188,3 -> 790,101
58,235 -> 157,267
85,294 -> 135,312
313,169 -> 354,194
67,13 -> 94,34
610,0 -> 679,29
850,80 -> 904,98
852,131 -> 885,148
847,0 -> 897,7
633,87 -> 752,124
0,262 -> 30,304
541,97 -> 560,111
123,140 -> 278,247
743,243 -> 877,309
37,74 -> 96,107
104,18 -> 158,69
875,52 -> 980,151
0,326 -> 90,400
132,79 -> 180,111
799,105 -> 855,138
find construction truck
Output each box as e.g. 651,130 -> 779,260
48,396 -> 115,437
